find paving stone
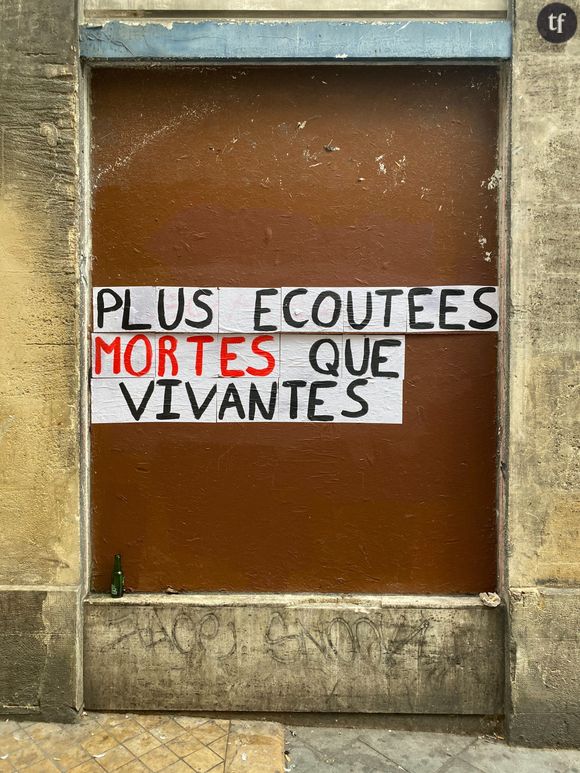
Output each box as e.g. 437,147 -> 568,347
291,727 -> 369,756
0,721 -> 21,738
69,762 -> 105,772
287,728 -> 580,773
359,729 -> 474,773
287,735 -> 404,773
209,735 -> 229,758
124,731 -> 162,757
80,728 -> 118,756
115,761 -> 149,773
107,718 -> 144,743
95,743 -> 136,771
173,716 -> 211,731
3,740 -> 46,769
440,759 -> 487,773
23,760 -> 61,772
46,741 -> 92,771
167,731 -> 205,758
147,717 -> 187,743
139,743 -> 180,771
0,712 -> 284,773
226,720 -> 286,773
184,744 -> 225,771
164,760 -> 200,773
190,720 -> 229,746
459,738 -> 579,773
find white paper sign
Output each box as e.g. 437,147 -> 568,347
280,287 -> 346,333
218,287 -> 281,333
345,287 -> 408,332
91,376 -> 403,424
156,287 -> 218,333
279,335 -> 405,381
93,286 -> 157,332
278,378 -> 403,423
92,333 -> 156,379
90,283 -> 498,424
93,286 -> 498,334
405,285 -> 499,332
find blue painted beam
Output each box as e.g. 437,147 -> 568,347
80,20 -> 511,61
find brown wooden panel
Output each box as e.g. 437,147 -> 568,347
90,66 -> 499,593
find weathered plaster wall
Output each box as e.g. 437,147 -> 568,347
85,595 -> 504,714
507,0 -> 580,747
1,0 -> 578,736
0,0 -> 81,720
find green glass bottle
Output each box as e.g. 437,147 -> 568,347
110,553 -> 124,598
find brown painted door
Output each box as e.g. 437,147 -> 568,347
91,66 -> 499,594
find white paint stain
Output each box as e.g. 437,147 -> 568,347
95,102 -> 219,185
478,234 -> 493,262
483,169 -> 502,190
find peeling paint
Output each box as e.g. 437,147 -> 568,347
80,20 -> 512,61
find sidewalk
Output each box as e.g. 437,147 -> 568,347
3,715 -> 580,773
0,714 -> 284,773
285,726 -> 580,773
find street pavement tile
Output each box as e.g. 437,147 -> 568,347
208,735 -> 228,758
358,729 -> 474,773
24,723 -> 63,743
440,759 -> 487,773
22,759 -> 61,772
108,719 -> 144,744
115,760 -> 150,772
0,712 -> 279,773
184,744 -> 224,772
46,741 -> 92,770
3,740 -> 46,769
80,728 -> 118,756
69,761 -> 106,772
209,720 -> 230,733
190,722 -> 228,745
225,720 -> 286,773
147,718 -> 187,743
287,737 -> 404,773
173,717 -> 210,731
0,731 -> 30,754
139,743 -> 180,771
460,738 -> 578,773
292,727 -> 365,756
95,743 -> 136,771
164,761 -> 200,773
133,716 -> 169,731
60,721 -> 100,744
35,726 -> 69,750
0,721 -> 20,738
124,731 -> 162,757
166,730 -> 205,757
